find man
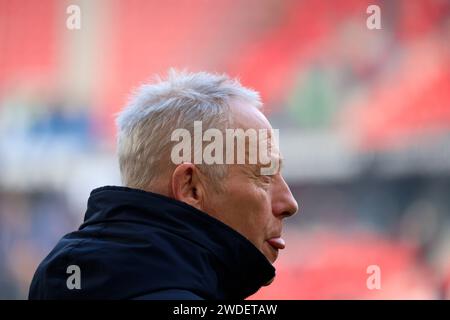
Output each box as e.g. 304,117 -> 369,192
29,70 -> 298,300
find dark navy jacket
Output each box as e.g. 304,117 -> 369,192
28,186 -> 275,299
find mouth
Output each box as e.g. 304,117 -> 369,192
267,237 -> 286,251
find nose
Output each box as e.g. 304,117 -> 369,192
272,175 -> 299,219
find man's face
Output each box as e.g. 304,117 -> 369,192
203,103 -> 299,263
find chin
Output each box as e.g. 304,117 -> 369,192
263,242 -> 278,263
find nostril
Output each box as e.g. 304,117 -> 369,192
285,202 -> 299,218
282,211 -> 293,219
288,208 -> 298,218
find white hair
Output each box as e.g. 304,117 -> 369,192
116,69 -> 262,191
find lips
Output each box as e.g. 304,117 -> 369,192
267,237 -> 286,250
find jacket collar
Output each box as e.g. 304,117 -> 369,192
81,186 -> 275,299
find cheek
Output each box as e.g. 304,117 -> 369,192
238,187 -> 273,243
236,184 -> 269,214
216,177 -> 274,247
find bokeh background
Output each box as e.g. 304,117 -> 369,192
1,0 -> 449,299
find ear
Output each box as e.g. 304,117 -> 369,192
171,163 -> 206,211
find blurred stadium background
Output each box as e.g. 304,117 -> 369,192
1,0 -> 449,299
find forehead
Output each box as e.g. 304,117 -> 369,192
227,100 -> 283,174
228,100 -> 272,131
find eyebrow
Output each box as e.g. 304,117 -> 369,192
278,157 -> 284,171
275,156 -> 284,173
255,155 -> 284,175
